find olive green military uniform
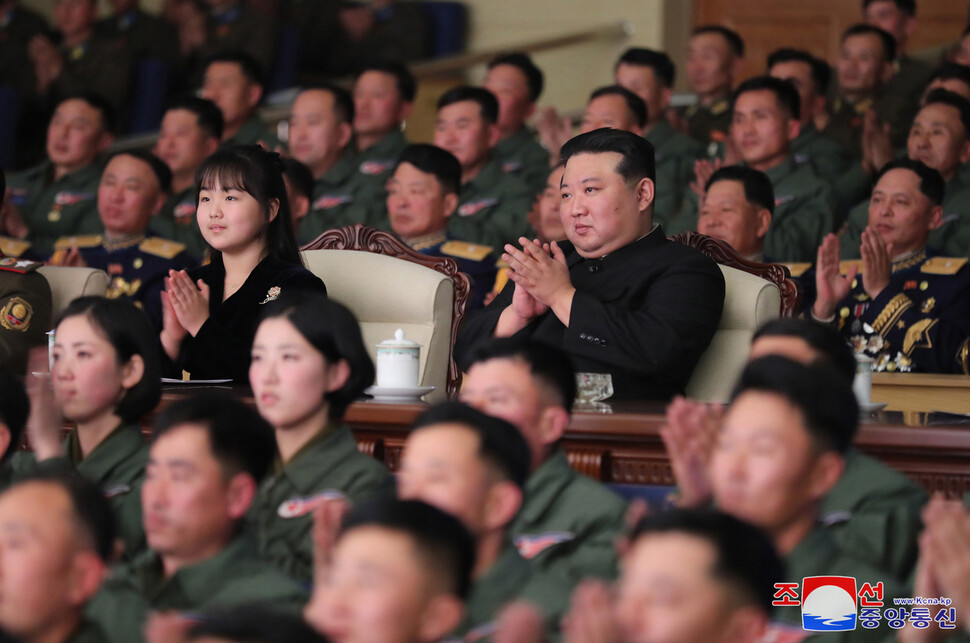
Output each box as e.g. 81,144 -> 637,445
0,257 -> 51,377
67,619 -> 109,643
670,155 -> 837,262
494,128 -> 550,197
324,3 -> 429,77
823,95 -> 874,159
684,96 -> 732,151
841,170 -> 970,260
646,119 -> 704,229
250,425 -> 395,583
453,544 -> 572,642
7,161 -> 102,258
881,56 -> 935,150
94,8 -> 179,67
51,37 -> 130,125
448,158 -> 535,250
821,448 -> 927,583
153,187 -> 207,260
223,114 -> 282,151
298,155 -> 380,243
793,122 -> 854,205
196,3 -> 277,85
772,526 -> 908,643
353,129 -> 409,227
87,533 -> 308,643
510,450 -> 626,585
10,425 -> 148,561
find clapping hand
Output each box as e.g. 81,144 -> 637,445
163,270 -> 210,336
812,234 -> 858,320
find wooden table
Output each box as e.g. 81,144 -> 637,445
871,372 -> 970,415
346,399 -> 970,498
152,387 -> 970,498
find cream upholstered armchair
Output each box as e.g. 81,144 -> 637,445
36,266 -> 108,318
672,232 -> 802,403
301,225 -> 471,403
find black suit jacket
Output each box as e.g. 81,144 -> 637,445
456,227 -> 725,400
174,255 -> 327,382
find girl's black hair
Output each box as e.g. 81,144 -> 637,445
257,293 -> 374,421
195,145 -> 304,267
56,297 -> 162,423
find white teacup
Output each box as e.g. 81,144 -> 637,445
376,329 -> 420,389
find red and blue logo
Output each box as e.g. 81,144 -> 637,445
800,576 -> 857,632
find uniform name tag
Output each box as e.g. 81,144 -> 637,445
502,161 -> 523,172
312,194 -> 354,211
458,198 -> 498,217
514,531 -> 574,559
774,194 -> 796,206
277,490 -> 345,519
54,191 -> 95,206
359,160 -> 394,175
103,484 -> 131,498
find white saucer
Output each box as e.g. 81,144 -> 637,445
365,385 -> 435,402
859,401 -> 888,413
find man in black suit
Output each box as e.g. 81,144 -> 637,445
456,128 -> 725,401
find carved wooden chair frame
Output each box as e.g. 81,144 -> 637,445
302,224 -> 472,397
670,231 -> 802,316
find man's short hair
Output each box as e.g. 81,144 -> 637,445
299,82 -> 355,125
874,158 -> 945,205
692,25 -> 745,58
561,128 -> 656,186
54,92 -> 117,133
752,318 -> 857,382
354,60 -> 417,102
929,63 -> 970,91
922,88 -> 970,138
280,157 -> 314,201
705,165 -> 776,215
437,86 -> 499,125
105,150 -> 173,193
842,24 -> 898,62
397,144 -> 462,196
631,508 -> 784,616
615,48 -> 676,88
152,393 -> 276,484
589,85 -> 648,129
734,75 -> 801,122
203,51 -> 264,87
862,0 -> 916,16
469,337 -> 577,410
488,52 -> 544,102
164,95 -> 224,141
340,499 -> 476,600
767,48 -> 832,96
731,356 -> 858,454
412,401 -> 531,490
0,371 -> 27,463
188,606 -> 329,643
12,471 -> 116,563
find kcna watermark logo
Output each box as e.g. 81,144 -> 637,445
773,576 -> 956,632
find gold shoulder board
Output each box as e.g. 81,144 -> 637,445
921,257 -> 967,276
140,237 -> 186,259
440,241 -> 493,262
54,235 -> 102,250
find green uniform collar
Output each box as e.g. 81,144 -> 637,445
65,424 -> 144,480
516,449 -> 574,524
784,525 -> 839,581
134,533 -> 257,605
271,425 -> 357,489
464,157 -> 505,191
762,155 -> 798,185
359,129 -> 407,158
495,128 -> 538,156
462,544 -> 533,631
317,154 -> 357,189
226,115 -> 271,147
644,119 -> 676,149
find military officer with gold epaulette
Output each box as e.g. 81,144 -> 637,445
50,151 -> 192,330
387,145 -> 498,309
0,256 -> 51,377
684,26 -> 744,152
2,95 -> 113,259
806,159 -> 970,374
